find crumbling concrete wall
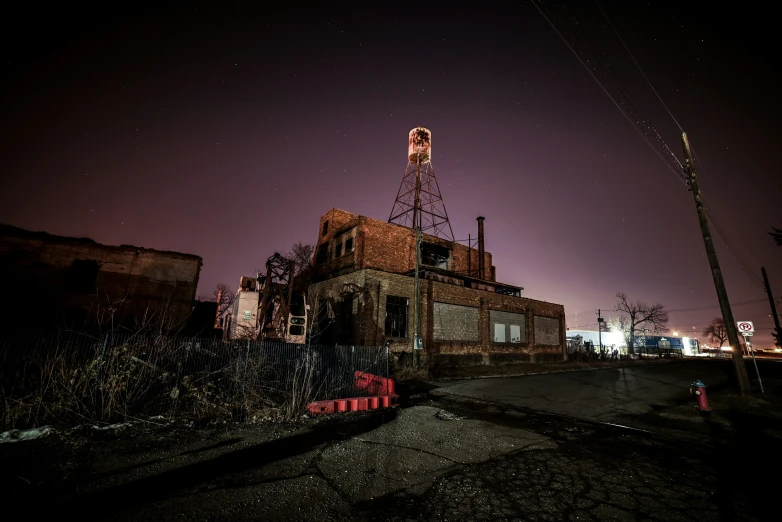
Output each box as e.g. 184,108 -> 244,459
0,224 -> 202,331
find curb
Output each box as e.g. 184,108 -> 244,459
428,358 -> 686,382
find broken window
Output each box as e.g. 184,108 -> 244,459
316,243 -> 328,265
385,295 -> 408,338
491,310 -> 526,344
344,237 -> 353,254
290,294 -> 306,317
510,325 -> 522,343
65,259 -> 99,294
335,242 -> 342,259
421,242 -> 449,269
337,296 -> 353,343
322,221 -> 329,236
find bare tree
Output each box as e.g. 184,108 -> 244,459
214,282 -> 235,328
287,242 -> 316,277
703,317 -> 728,348
613,292 -> 669,354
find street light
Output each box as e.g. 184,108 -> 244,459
673,331 -> 678,336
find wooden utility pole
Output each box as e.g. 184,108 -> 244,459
681,132 -> 750,395
762,267 -> 781,346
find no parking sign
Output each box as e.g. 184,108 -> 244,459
737,321 -> 754,336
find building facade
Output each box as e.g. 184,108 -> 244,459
308,209 -> 566,366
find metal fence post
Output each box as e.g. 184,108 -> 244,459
95,331 -> 109,418
385,341 -> 390,395
242,339 -> 251,418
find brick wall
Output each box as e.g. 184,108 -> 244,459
308,268 -> 565,362
314,209 -> 495,282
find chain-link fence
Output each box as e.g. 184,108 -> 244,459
0,329 -> 389,430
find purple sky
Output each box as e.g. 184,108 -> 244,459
2,2 -> 780,346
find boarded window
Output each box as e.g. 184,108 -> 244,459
385,296 -> 408,338
490,310 -> 526,344
494,323 -> 505,343
535,316 -> 561,346
433,302 -> 480,341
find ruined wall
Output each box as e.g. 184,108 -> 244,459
308,268 -> 565,364
314,210 -> 495,282
356,215 -> 494,281
0,224 -> 202,331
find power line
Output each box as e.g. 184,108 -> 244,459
581,2 -> 765,292
592,2 -> 765,290
533,1 -> 765,296
594,0 -> 685,134
529,1 -> 688,186
666,299 -> 768,313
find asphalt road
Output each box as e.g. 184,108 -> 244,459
430,359 -> 740,426
4,359 -> 780,521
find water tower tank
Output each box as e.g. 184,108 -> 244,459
408,126 -> 432,162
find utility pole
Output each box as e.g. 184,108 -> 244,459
597,309 -> 603,353
762,266 -> 781,346
413,227 -> 422,369
682,132 -> 750,395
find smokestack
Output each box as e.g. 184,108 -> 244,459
477,216 -> 485,280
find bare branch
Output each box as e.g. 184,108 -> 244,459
613,292 -> 669,353
286,242 -> 316,277
214,282 -> 236,327
703,317 -> 728,347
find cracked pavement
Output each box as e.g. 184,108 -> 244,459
3,359 -> 781,520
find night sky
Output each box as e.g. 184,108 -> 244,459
2,2 -> 780,345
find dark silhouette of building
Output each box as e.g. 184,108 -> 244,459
0,224 -> 202,332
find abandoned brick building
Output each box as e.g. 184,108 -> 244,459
308,208 -> 566,366
0,224 -> 202,332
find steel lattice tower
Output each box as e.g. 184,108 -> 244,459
388,126 -> 454,241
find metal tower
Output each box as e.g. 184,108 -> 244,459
388,126 -> 454,241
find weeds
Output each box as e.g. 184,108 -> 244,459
0,332 -> 388,430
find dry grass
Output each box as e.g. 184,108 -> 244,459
1,336 -> 351,430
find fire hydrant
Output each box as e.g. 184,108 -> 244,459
689,380 -> 711,412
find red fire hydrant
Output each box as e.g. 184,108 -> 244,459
690,380 -> 711,412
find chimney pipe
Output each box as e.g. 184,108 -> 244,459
477,216 -> 485,280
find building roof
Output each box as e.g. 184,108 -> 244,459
0,223 -> 202,262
